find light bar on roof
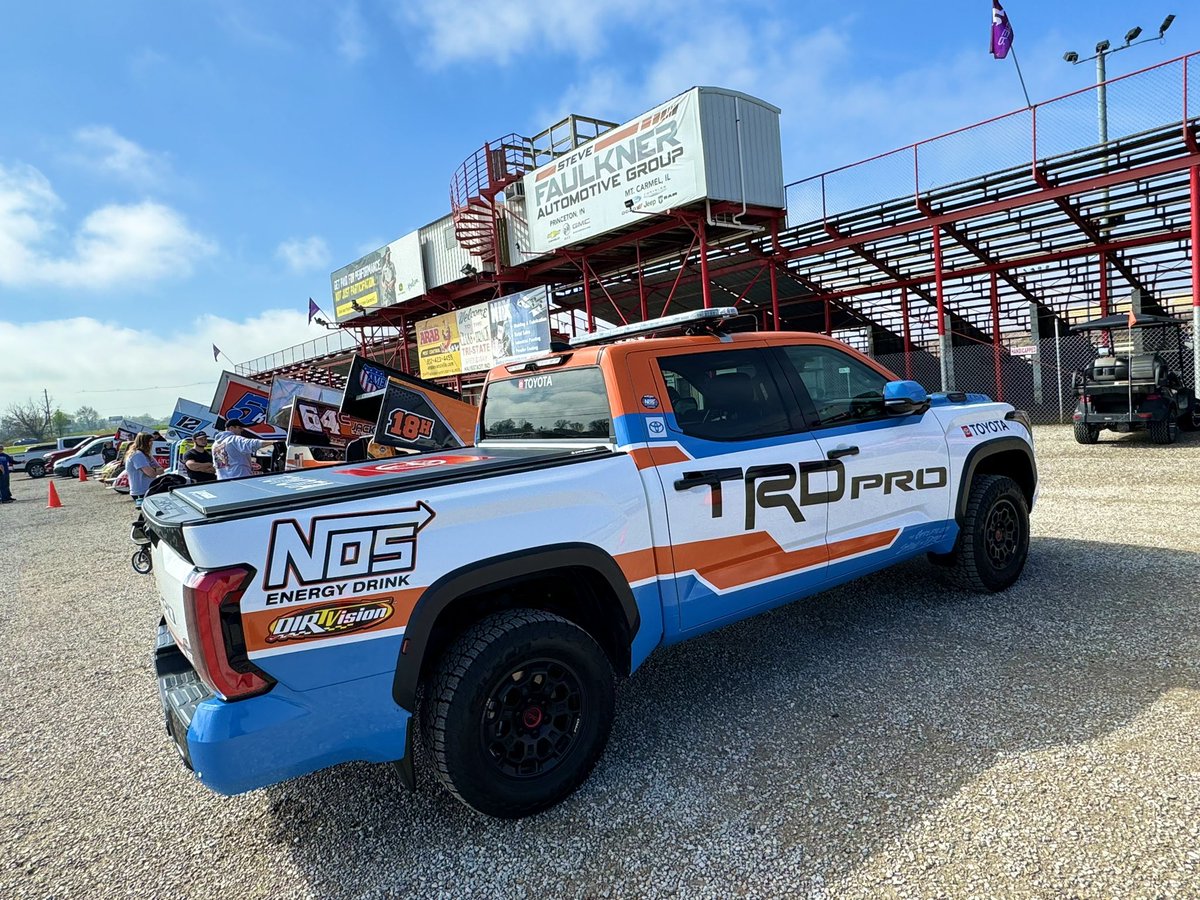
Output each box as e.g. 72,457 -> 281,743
570,307 -> 741,348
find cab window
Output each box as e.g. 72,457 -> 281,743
781,345 -> 889,427
657,348 -> 792,441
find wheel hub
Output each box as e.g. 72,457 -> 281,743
984,499 -> 1020,568
481,659 -> 585,778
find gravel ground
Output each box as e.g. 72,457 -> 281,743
2,426 -> 1199,899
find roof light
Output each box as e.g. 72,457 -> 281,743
570,307 -> 742,348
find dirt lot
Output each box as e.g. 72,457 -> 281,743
2,426 -> 1198,899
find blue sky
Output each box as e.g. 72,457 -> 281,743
0,0 -> 1195,416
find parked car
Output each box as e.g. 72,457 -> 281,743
56,437 -> 169,478
25,443 -> 87,478
8,443 -> 57,475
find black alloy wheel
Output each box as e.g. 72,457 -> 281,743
944,474 -> 1030,593
422,609 -> 615,819
480,657 -> 585,779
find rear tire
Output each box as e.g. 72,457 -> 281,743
1149,415 -> 1178,445
422,609 -> 615,819
1072,422 -> 1100,444
944,475 -> 1030,593
1179,396 -> 1200,432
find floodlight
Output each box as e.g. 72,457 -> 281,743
460,263 -> 478,276
1095,39 -> 1111,53
1159,14 -> 1175,35
1063,50 -> 1079,63
1124,26 -> 1143,43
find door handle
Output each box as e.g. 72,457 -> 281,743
826,445 -> 859,460
673,468 -> 743,491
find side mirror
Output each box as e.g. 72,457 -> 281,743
883,380 -> 929,416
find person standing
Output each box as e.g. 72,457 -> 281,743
212,419 -> 273,480
182,432 -> 216,483
0,444 -> 15,503
125,433 -> 163,508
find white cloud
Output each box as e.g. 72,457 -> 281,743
0,162 -> 214,289
276,236 -> 331,273
72,125 -> 170,188
394,0 -> 649,67
0,310 -> 323,419
336,2 -> 370,62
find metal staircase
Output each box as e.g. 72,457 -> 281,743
450,115 -> 619,266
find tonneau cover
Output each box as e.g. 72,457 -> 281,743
142,446 -> 611,526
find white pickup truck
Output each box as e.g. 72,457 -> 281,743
144,309 -> 1037,818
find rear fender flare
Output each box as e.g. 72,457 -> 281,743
391,543 -> 640,711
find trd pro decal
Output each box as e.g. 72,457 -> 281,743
677,461 -> 948,530
266,599 -> 394,643
263,502 -> 434,591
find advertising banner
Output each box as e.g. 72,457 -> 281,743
210,371 -> 287,438
330,231 -> 425,322
373,377 -> 477,453
287,397 -> 374,450
415,288 -> 551,380
112,418 -> 152,442
341,355 -> 406,421
522,89 -> 706,254
267,378 -> 342,433
416,311 -> 462,380
166,398 -> 217,442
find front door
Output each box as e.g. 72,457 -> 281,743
628,345 -> 833,634
776,343 -> 953,579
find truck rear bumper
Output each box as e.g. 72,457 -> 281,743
153,622 -> 411,795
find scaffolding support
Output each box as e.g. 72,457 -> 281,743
900,286 -> 913,380
583,259 -> 594,332
932,225 -> 953,391
698,218 -> 712,309
990,271 -> 1003,402
1192,164 -> 1200,390
769,260 -> 780,330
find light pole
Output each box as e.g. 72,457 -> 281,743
1063,15 -> 1174,326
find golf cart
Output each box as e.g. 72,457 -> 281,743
1070,312 -> 1198,444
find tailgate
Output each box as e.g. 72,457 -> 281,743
153,538 -> 196,662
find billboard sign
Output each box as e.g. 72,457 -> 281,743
330,230 -> 425,322
522,89 -> 706,254
210,371 -> 287,438
416,288 -> 551,379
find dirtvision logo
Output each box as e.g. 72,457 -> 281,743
262,502 -> 434,601
266,599 -> 394,644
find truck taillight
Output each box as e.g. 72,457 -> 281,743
183,566 -> 274,701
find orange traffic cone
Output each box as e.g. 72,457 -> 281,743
47,481 -> 63,509
78,466 -> 88,482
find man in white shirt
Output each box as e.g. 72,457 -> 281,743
212,419 -> 273,480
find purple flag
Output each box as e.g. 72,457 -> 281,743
991,0 -> 1014,59
308,297 -> 322,324
212,344 -> 221,362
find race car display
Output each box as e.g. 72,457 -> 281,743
1070,312 -> 1199,444
142,308 -> 1038,819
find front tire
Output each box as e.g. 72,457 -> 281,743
27,461 -> 45,478
1073,422 -> 1100,444
944,474 -> 1030,593
67,465 -> 80,478
422,609 -> 615,819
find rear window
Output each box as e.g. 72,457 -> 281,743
480,367 -> 612,440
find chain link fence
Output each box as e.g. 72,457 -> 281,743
873,324 -> 1196,424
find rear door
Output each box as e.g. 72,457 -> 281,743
625,344 -> 832,634
775,343 -> 952,578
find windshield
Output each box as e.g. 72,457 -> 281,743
480,367 -> 612,440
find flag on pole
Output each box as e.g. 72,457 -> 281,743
308,297 -> 323,324
1127,308 -> 1139,328
212,344 -> 221,362
991,1 -> 1014,59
